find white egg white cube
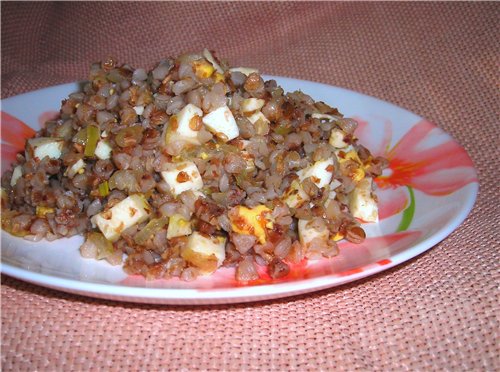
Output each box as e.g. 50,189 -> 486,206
312,113 -> 337,121
91,194 -> 151,242
202,105 -> 239,141
160,161 -> 203,196
329,179 -> 342,190
328,179 -> 342,200
283,180 -> 310,209
246,111 -> 270,125
349,177 -> 378,223
166,214 -> 192,239
95,140 -> 113,160
65,158 -> 86,178
173,103 -> 204,142
26,137 -> 64,161
229,67 -> 259,76
202,48 -> 224,74
296,158 -> 335,188
298,219 -> 329,248
182,232 -> 226,275
10,165 -> 23,187
329,129 -> 348,148
241,98 -> 265,113
133,105 -> 145,116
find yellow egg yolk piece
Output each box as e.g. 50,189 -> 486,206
229,205 -> 273,244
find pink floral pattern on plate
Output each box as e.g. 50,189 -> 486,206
1,111 -> 57,172
1,112 -> 36,172
355,118 -> 478,231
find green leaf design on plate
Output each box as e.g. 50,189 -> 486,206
396,186 -> 415,232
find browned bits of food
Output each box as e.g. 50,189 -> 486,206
176,171 -> 190,183
244,72 -> 264,93
1,49 -> 387,282
149,107 -> 168,126
102,57 -> 117,71
345,225 -> 366,244
188,116 -> 203,131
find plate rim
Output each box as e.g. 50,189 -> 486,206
0,77 -> 479,304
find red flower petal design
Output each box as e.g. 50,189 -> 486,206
1,111 -> 36,150
355,118 -> 477,219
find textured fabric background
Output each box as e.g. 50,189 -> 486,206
1,2 -> 499,371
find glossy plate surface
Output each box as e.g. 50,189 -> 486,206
0,77 -> 478,304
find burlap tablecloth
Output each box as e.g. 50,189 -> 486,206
1,2 -> 498,370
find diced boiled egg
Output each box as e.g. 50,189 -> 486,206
328,179 -> 342,200
312,113 -> 338,121
283,180 -> 310,209
350,168 -> 366,183
329,128 -> 349,148
349,177 -> 378,223
332,231 -> 345,241
181,232 -> 226,275
202,105 -> 239,142
36,206 -> 55,217
133,106 -> 144,116
213,72 -> 225,83
172,103 -> 204,142
296,158 -> 335,188
202,49 -> 224,74
335,147 -> 361,164
166,214 -> 192,239
160,161 -> 203,196
95,140 -> 113,160
229,67 -> 259,76
193,59 -> 215,79
229,205 -> 273,244
335,148 -> 366,183
241,98 -> 265,113
164,104 -> 205,155
26,137 -> 64,161
246,111 -> 269,125
10,166 -> 22,187
91,194 -> 151,242
65,158 -> 85,178
298,219 -> 329,248
330,179 -> 342,190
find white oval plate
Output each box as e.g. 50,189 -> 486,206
0,77 -> 478,304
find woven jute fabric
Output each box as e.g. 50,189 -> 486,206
1,2 -> 499,371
